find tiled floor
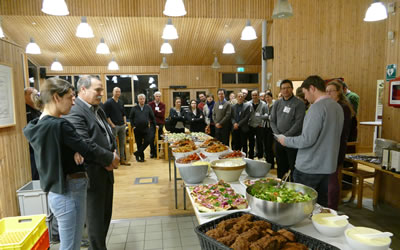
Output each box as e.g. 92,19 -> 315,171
50,215 -> 202,250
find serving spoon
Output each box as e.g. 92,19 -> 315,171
354,232 -> 393,239
322,215 -> 349,221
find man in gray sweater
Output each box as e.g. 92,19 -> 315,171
248,90 -> 267,159
276,75 -> 344,207
213,89 -> 232,145
270,80 -> 306,178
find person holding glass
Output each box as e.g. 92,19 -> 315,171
23,77 -> 102,250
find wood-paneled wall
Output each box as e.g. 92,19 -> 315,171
0,40 -> 31,218
269,0 -> 387,151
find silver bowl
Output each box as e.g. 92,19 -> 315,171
177,164 -> 208,184
246,182 -> 317,226
244,158 -> 271,177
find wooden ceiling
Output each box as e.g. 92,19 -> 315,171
0,0 -> 274,67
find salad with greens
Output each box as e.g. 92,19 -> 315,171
249,182 -> 312,203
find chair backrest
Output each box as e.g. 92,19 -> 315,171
155,126 -> 159,144
346,141 -> 358,154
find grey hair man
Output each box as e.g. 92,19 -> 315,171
64,75 -> 119,250
149,91 -> 165,158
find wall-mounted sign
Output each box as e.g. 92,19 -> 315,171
237,67 -> 245,72
386,64 -> 397,81
388,77 -> 400,107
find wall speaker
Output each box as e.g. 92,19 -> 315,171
262,46 -> 274,60
39,67 -> 46,78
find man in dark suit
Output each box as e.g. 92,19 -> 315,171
64,75 -> 120,250
231,92 -> 252,156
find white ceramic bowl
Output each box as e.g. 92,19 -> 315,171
177,164 -> 208,184
210,159 -> 246,182
345,227 -> 391,250
203,149 -> 229,160
311,213 -> 349,237
172,149 -> 199,159
243,158 -> 271,177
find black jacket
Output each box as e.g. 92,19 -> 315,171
169,107 -> 186,125
129,104 -> 156,130
185,108 -> 206,132
231,102 -> 252,133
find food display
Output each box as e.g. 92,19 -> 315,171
191,132 -> 211,142
219,150 -> 245,159
172,144 -> 198,153
242,178 -> 281,187
164,133 -> 191,143
176,153 -> 201,164
199,138 -> 219,148
171,139 -> 194,148
189,180 -> 248,213
205,143 -> 229,153
248,182 -> 312,203
205,214 -> 308,250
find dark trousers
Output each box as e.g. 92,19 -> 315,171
29,147 -> 39,180
87,180 -> 113,250
275,140 -> 297,179
328,166 -> 340,210
293,168 -> 330,207
264,127 -> 275,167
150,124 -> 163,156
231,129 -> 249,156
209,124 -> 216,137
215,126 -> 230,146
248,126 -> 264,159
134,127 -> 150,158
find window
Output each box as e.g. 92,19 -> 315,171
222,73 -> 259,84
134,75 -> 158,103
105,75 -> 133,106
28,60 -> 38,89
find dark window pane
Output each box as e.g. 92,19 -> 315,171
172,92 -> 191,107
28,60 -> 38,88
134,75 -> 158,103
105,75 -> 132,105
238,73 -> 259,84
222,73 -> 236,84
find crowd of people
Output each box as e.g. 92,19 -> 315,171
23,74 -> 359,249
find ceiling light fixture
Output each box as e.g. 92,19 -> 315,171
162,19 -> 178,40
26,38 -> 41,54
160,57 -> 169,69
0,17 -> 4,38
163,0 -> 187,17
133,75 -> 139,81
160,40 -> 173,54
41,0 -> 69,16
96,38 -> 110,54
51,58 -> 63,71
222,39 -> 235,54
108,57 -> 119,70
364,0 -> 388,22
211,56 -> 221,69
76,16 -> 94,38
241,20 -> 257,40
272,0 -> 293,19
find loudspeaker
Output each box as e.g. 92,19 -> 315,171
262,46 -> 274,60
39,67 -> 46,78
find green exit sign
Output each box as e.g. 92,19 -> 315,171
237,67 -> 245,72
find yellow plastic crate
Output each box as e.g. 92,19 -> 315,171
0,214 -> 47,250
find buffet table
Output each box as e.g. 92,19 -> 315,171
186,172 -> 353,250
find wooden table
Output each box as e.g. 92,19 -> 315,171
359,120 -> 382,139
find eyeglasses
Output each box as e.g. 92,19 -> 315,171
326,90 -> 337,93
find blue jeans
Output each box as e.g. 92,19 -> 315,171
48,177 -> 88,250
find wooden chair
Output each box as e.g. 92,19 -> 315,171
155,126 -> 168,160
126,122 -> 135,155
340,141 -> 375,208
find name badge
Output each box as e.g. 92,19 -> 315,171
255,112 -> 260,117
219,105 -> 223,109
283,106 -> 291,114
155,107 -> 160,111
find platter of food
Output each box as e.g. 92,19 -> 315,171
164,133 -> 191,143
188,180 -> 250,217
172,144 -> 199,158
240,177 -> 281,188
199,138 -> 220,148
218,150 -> 246,159
203,143 -> 229,158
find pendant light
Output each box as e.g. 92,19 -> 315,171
160,57 -> 169,69
241,20 -> 257,40
222,39 -> 235,54
0,17 -> 4,38
272,0 -> 293,19
162,19 -> 178,40
41,0 -> 69,16
160,40 -> 173,54
96,38 -> 110,54
76,16 -> 94,38
133,75 -> 139,81
364,0 -> 388,22
108,57 -> 119,70
26,38 -> 41,54
211,56 -> 221,69
51,58 -> 63,71
163,0 -> 187,17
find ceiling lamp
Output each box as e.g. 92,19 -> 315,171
163,0 -> 187,17
76,16 -> 94,38
41,0 -> 69,16
108,57 -> 119,70
0,17 -> 4,38
364,0 -> 388,22
241,20 -> 257,40
133,75 -> 139,81
26,38 -> 41,54
51,58 -> 63,71
160,57 -> 169,69
222,39 -> 235,54
162,19 -> 178,40
160,40 -> 173,54
211,56 -> 221,69
96,38 -> 110,54
272,0 -> 293,19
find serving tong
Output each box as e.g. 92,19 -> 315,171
277,170 -> 291,189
